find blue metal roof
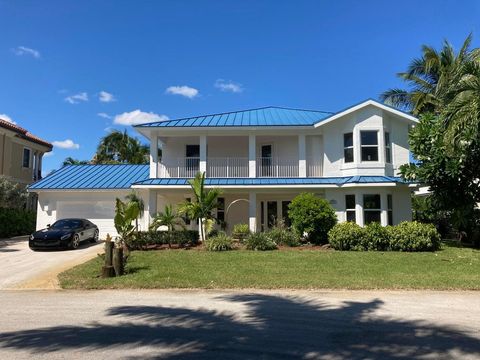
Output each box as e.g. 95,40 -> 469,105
29,164 -> 150,190
135,106 -> 333,128
133,176 -> 407,187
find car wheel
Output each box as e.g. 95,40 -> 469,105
90,229 -> 99,243
71,234 -> 80,249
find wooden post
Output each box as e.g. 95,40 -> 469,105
113,247 -> 124,276
101,241 -> 115,278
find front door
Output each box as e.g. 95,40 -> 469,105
261,144 -> 273,177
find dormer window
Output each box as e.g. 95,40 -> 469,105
360,131 -> 378,162
343,133 -> 354,163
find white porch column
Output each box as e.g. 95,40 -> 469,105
355,190 -> 364,226
249,192 -> 257,232
148,190 -> 157,228
380,192 -> 388,226
298,134 -> 306,177
249,134 -> 256,178
199,135 -> 207,174
149,134 -> 158,178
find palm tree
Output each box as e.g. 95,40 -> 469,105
125,192 -> 145,231
63,157 -> 90,166
178,172 -> 222,241
150,205 -> 185,248
94,130 -> 149,164
381,34 -> 474,115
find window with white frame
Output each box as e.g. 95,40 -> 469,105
360,131 -> 378,161
363,194 -> 381,224
343,133 -> 354,163
345,194 -> 356,222
217,197 -> 225,223
385,132 -> 392,163
22,148 -> 31,168
387,194 -> 393,225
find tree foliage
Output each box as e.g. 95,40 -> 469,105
93,130 -> 149,164
62,157 -> 90,166
0,176 -> 28,209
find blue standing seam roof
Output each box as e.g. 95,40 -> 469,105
134,106 -> 333,128
28,164 -> 150,190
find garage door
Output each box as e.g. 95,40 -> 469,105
56,201 -> 117,238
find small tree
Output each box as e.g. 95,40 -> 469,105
178,172 -> 222,241
150,204 -> 185,248
0,176 -> 28,209
288,193 -> 337,244
114,198 -> 140,244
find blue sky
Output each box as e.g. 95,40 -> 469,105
1,0 -> 479,174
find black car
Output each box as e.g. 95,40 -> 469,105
29,218 -> 99,250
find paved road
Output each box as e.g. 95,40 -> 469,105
0,237 -> 103,289
0,290 -> 479,359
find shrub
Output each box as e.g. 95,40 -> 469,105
232,223 -> 250,242
288,193 -> 337,244
204,232 -> 234,251
328,222 -> 366,251
126,230 -> 199,250
363,222 -> 390,251
388,221 -> 441,251
0,208 -> 36,238
267,226 -> 301,247
245,232 -> 277,251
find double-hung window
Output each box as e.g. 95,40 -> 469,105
343,133 -> 354,163
385,132 -> 392,163
387,194 -> 393,225
345,194 -> 356,222
360,131 -> 378,161
363,194 -> 381,224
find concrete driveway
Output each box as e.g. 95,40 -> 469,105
0,290 -> 479,359
0,237 -> 103,289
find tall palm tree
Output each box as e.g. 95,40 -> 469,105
125,192 -> 145,231
381,34 -> 473,115
150,205 -> 185,247
178,172 -> 222,241
94,130 -> 149,164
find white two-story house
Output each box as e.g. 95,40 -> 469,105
30,99 -> 418,238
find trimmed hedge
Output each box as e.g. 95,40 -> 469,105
126,230 -> 199,250
0,208 -> 36,238
328,221 -> 441,252
245,232 -> 278,251
204,233 -> 234,251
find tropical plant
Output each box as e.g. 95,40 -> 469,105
204,232 -> 234,251
178,172 -> 222,241
149,204 -> 185,248
245,232 -> 277,251
93,130 -> 149,164
62,157 -> 90,166
114,198 -> 140,244
125,192 -> 145,231
232,223 -> 250,242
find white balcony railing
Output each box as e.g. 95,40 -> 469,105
158,156 -> 322,178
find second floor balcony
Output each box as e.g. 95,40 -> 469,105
158,156 -> 323,178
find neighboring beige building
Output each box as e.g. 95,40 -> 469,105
0,118 -> 52,186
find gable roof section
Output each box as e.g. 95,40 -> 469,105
313,99 -> 418,128
0,118 -> 53,148
28,164 -> 149,190
135,106 -> 333,128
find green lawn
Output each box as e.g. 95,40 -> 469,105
59,243 -> 480,290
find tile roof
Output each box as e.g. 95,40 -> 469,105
28,164 -> 150,190
0,118 -> 52,148
135,106 -> 333,128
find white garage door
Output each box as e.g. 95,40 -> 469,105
57,201 -> 117,238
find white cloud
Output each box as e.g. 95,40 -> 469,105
64,92 -> 88,104
114,109 -> 169,125
52,139 -> 80,149
12,46 -> 41,58
165,85 -> 199,99
97,112 -> 112,119
0,114 -> 16,124
43,151 -> 54,158
98,91 -> 116,103
215,79 -> 243,93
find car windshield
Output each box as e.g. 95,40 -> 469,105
50,219 -> 83,229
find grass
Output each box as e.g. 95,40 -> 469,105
59,242 -> 480,290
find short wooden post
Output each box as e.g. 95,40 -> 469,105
101,240 -> 115,278
113,247 -> 124,276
